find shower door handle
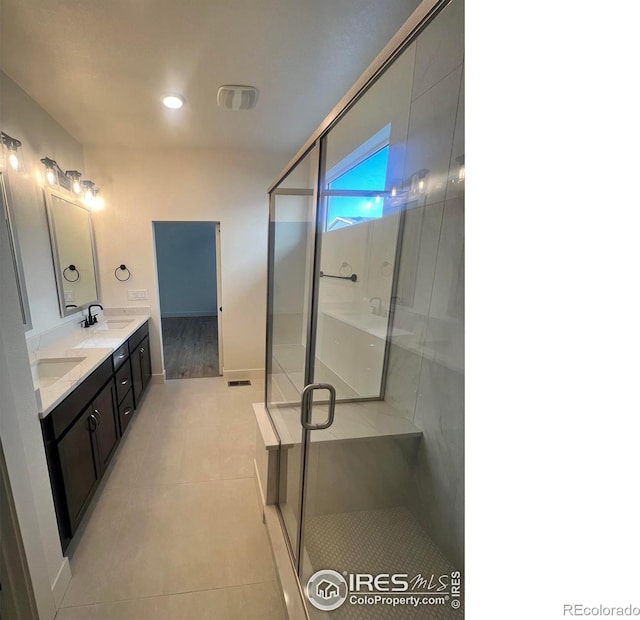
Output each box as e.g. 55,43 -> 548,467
300,383 -> 336,431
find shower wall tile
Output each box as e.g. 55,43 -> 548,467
403,65 -> 463,206
412,202 -> 445,316
446,66 -> 465,202
408,439 -> 464,570
411,0 -> 464,101
384,342 -> 422,419
425,196 -> 464,372
409,356 -> 464,569
305,437 -> 418,517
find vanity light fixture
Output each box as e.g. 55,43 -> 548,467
92,188 -> 105,210
408,168 -> 428,195
162,94 -> 184,109
41,157 -> 60,185
1,132 -> 23,171
66,170 -> 83,194
455,154 -> 465,183
41,156 -> 105,207
80,180 -> 96,206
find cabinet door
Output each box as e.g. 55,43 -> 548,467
93,380 -> 119,472
58,407 -> 99,531
132,335 -> 151,407
140,336 -> 151,391
131,344 -> 143,407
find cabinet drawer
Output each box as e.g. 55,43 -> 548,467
115,359 -> 132,404
112,342 -> 129,371
118,389 -> 135,436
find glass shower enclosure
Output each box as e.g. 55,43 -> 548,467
265,0 -> 464,616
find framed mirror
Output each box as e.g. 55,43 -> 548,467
44,188 -> 100,317
1,170 -> 32,329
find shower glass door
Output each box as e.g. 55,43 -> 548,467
266,146 -> 318,562
299,26 -> 417,589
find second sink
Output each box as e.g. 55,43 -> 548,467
31,357 -> 86,389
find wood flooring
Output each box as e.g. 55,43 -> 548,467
161,315 -> 220,380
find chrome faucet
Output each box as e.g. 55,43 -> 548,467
86,304 -> 103,327
369,297 -> 383,316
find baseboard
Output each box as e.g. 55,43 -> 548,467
223,368 -> 263,382
151,371 -> 165,384
52,557 -> 71,608
263,505 -> 309,620
160,311 -> 217,318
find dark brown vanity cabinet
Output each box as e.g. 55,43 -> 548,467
42,358 -> 118,548
57,380 -> 118,533
42,320 -> 151,551
130,324 -> 151,407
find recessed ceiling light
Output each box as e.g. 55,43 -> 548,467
162,95 -> 184,109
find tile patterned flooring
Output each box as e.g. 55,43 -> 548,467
56,377 -> 285,619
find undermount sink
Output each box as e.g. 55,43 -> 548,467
101,319 -> 134,330
31,357 -> 86,389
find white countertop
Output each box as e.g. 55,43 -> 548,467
31,312 -> 150,418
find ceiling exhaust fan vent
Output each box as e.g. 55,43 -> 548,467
217,85 -> 259,111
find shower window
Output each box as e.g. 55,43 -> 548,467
325,143 -> 389,230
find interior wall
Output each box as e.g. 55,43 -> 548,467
154,221 -> 217,318
85,146 -> 288,375
0,195 -> 64,620
0,71 -> 85,336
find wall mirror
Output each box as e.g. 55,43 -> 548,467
1,170 -> 33,329
44,188 -> 100,317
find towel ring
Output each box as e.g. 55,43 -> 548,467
63,265 -> 80,282
115,264 -> 131,282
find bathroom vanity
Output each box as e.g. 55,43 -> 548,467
38,316 -> 151,551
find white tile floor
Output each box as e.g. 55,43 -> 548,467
56,377 -> 285,619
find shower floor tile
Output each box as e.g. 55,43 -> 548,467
304,507 -> 463,620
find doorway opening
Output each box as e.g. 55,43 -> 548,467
153,221 -> 223,379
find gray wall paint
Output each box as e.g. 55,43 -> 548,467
154,221 -> 217,318
0,71 -> 85,336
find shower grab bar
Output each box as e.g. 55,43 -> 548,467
300,383 -> 337,431
319,271 -> 358,282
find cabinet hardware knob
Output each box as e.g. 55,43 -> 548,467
140,347 -> 145,354
124,408 -> 131,416
121,378 -> 129,385
89,413 -> 98,431
118,353 -> 126,359
93,409 -> 102,426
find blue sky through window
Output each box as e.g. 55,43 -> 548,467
326,145 -> 389,230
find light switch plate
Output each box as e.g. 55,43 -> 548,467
127,289 -> 148,300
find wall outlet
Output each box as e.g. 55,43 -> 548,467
64,290 -> 74,302
127,289 -> 148,300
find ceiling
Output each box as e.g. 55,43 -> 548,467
0,0 -> 421,154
